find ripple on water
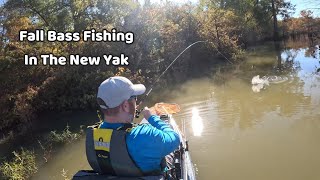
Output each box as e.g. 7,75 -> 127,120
168,42 -> 320,180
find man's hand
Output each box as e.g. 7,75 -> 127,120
142,107 -> 156,120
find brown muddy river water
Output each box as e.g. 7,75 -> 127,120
31,40 -> 320,180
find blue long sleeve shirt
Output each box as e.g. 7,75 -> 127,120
99,115 -> 180,173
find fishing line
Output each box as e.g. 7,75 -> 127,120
146,41 -> 205,96
207,41 -> 234,65
136,40 -> 233,117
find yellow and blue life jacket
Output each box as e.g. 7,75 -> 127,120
86,123 -> 144,177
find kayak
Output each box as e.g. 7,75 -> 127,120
164,114 -> 196,180
73,113 -> 196,180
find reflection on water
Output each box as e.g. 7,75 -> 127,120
31,37 -> 320,180
169,38 -> 320,180
191,108 -> 204,136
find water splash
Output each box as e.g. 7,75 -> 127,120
251,75 -> 269,92
251,75 -> 289,92
191,108 -> 204,136
251,75 -> 270,85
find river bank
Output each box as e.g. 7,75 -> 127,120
1,36 -> 319,179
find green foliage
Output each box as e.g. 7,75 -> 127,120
61,168 -> 71,180
200,0 -> 295,42
0,149 -> 38,180
47,125 -> 82,144
0,125 -> 83,179
197,7 -> 242,59
0,0 -> 298,133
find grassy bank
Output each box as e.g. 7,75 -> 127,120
0,126 -> 83,180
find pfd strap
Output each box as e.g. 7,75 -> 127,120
86,127 -> 102,173
116,123 -> 135,132
110,130 -> 143,177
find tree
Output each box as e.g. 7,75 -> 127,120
197,4 -> 242,59
271,0 -> 295,41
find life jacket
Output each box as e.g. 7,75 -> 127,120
73,121 -> 177,180
85,123 -> 164,177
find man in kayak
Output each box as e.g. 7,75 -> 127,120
90,76 -> 180,176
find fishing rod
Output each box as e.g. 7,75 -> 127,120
135,41 -> 206,118
135,40 -> 234,117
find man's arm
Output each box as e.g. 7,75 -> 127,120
142,107 -> 180,156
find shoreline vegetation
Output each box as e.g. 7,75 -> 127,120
1,0 -> 320,137
0,0 -> 319,179
0,125 -> 83,180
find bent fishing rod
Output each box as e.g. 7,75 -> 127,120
135,40 -> 234,117
135,41 -> 205,118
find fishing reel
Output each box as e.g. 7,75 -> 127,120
135,108 -> 142,118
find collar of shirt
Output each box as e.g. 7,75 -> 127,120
100,121 -> 124,129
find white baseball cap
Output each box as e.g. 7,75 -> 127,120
97,76 -> 146,109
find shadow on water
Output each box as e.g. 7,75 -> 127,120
0,111 -> 97,159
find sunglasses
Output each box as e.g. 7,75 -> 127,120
129,96 -> 138,102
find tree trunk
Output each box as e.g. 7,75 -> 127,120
271,0 -> 279,41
